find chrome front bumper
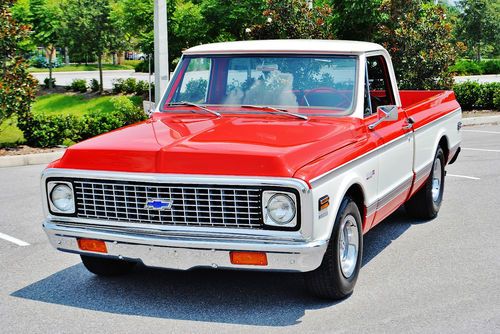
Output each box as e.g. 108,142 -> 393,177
43,219 -> 328,272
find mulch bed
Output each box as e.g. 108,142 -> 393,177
462,110 -> 499,118
0,145 -> 64,157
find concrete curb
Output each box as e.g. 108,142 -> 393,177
462,115 -> 500,126
0,150 -> 65,168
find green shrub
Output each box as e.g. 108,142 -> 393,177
123,78 -> 137,94
481,60 -> 500,75
20,113 -> 82,147
450,59 -> 500,76
30,55 -> 62,69
453,81 -> 500,110
18,95 -> 148,147
90,79 -> 100,93
493,94 -> 500,110
477,83 -> 500,110
43,77 -> 56,88
112,78 -> 125,94
110,96 -> 148,124
134,60 -> 151,73
135,80 -> 149,96
80,97 -> 147,138
80,111 -> 124,138
449,60 -> 482,75
70,79 -> 88,93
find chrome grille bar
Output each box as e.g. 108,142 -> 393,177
73,180 -> 263,229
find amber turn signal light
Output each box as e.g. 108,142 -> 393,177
319,195 -> 330,211
230,251 -> 268,266
77,238 -> 108,253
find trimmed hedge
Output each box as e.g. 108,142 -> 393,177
112,78 -> 154,97
453,82 -> 500,110
450,59 -> 500,76
19,96 -> 148,147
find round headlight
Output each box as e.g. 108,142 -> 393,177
266,194 -> 296,225
50,184 -> 74,212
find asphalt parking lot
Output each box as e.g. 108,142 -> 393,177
0,124 -> 499,333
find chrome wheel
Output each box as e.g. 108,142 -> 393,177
431,157 -> 442,202
338,214 -> 359,278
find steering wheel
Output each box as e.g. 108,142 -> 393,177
303,87 -> 351,109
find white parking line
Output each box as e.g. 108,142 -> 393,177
447,174 -> 480,180
462,130 -> 500,134
462,148 -> 500,153
0,232 -> 30,246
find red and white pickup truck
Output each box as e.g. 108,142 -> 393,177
42,40 -> 462,299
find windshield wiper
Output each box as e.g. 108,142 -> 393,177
240,105 -> 308,120
168,101 -> 221,117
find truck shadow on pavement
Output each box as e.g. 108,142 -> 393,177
12,208 -> 430,326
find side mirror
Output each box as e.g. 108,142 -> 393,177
368,105 -> 398,130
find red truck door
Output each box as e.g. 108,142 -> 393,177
363,55 -> 414,227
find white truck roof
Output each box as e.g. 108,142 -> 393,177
183,39 -> 385,55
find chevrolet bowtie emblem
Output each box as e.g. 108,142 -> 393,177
145,199 -> 173,210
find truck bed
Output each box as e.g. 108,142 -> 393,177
400,90 -> 455,110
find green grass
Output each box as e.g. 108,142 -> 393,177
0,93 -> 142,146
29,63 -> 135,73
32,94 -> 116,117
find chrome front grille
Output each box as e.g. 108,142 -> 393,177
73,180 -> 263,229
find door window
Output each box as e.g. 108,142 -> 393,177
364,55 -> 395,116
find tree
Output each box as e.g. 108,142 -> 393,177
200,0 -> 266,41
327,0 -> 382,41
248,0 -> 335,40
456,0 -> 499,60
378,0 -> 459,89
170,0 -> 209,58
0,0 -> 38,134
108,0 -> 130,65
29,0 -> 63,89
62,0 -> 116,93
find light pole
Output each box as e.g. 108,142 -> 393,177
154,0 -> 169,105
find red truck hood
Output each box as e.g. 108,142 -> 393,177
56,114 -> 365,178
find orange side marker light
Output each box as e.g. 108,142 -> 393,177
77,238 -> 108,253
230,251 -> 268,266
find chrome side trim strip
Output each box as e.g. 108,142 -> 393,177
377,177 -> 413,211
310,107 -> 461,187
415,161 -> 433,184
365,176 -> 413,217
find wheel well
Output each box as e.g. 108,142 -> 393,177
439,136 -> 449,163
345,184 -> 365,228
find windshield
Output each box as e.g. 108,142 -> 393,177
163,55 -> 358,116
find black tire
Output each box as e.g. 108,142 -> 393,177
304,196 -> 363,300
81,255 -> 136,276
405,146 -> 445,220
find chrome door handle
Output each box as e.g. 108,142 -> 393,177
403,117 -> 415,130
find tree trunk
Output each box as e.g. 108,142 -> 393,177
48,46 -> 54,90
98,54 -> 104,94
64,47 -> 70,65
49,65 -> 53,90
117,51 -> 124,65
112,52 -> 117,65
